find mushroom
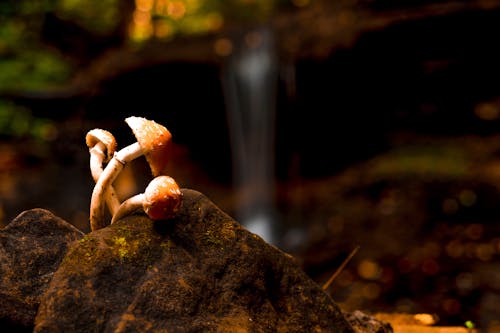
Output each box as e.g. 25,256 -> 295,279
111,175 -> 182,223
89,117 -> 173,231
85,129 -> 121,214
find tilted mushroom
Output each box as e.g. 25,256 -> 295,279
111,175 -> 182,223
85,129 -> 121,214
124,116 -> 172,177
89,117 -> 172,231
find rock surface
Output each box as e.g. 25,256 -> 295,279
0,209 -> 84,329
345,311 -> 393,333
35,189 -> 355,333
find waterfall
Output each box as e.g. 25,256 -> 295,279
222,26 -> 278,243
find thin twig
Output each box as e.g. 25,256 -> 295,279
322,245 -> 360,291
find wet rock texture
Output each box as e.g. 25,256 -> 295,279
35,189 -> 355,333
0,209 -> 84,329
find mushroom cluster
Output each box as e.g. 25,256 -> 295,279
86,117 -> 182,231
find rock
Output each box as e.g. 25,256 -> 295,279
0,209 -> 84,329
35,189 -> 355,333
344,311 -> 393,333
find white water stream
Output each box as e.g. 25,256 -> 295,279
222,26 -> 278,243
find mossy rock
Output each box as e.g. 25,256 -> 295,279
35,189 -> 355,333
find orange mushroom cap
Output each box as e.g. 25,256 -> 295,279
85,129 -> 117,162
125,116 -> 172,176
143,175 -> 182,220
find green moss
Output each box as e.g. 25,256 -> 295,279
61,220 -> 164,274
60,234 -> 99,274
112,236 -> 129,260
160,240 -> 173,253
105,221 -> 161,267
203,230 -> 224,250
77,235 -> 99,262
107,234 -> 143,263
200,220 -> 238,251
114,223 -> 140,240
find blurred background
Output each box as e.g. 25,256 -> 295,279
1,0 -> 500,330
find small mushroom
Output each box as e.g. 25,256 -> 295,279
85,129 -> 121,214
124,116 -> 172,177
89,117 -> 173,231
111,175 -> 182,223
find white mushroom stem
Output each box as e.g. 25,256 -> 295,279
89,142 -> 120,214
111,194 -> 145,223
89,142 -> 146,231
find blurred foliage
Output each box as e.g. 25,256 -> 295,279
0,51 -> 71,91
56,0 -> 122,35
0,0 -> 306,138
371,144 -> 469,179
0,0 -> 304,90
0,100 -> 57,141
129,0 -> 294,41
0,0 -> 72,92
130,0 -> 227,41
